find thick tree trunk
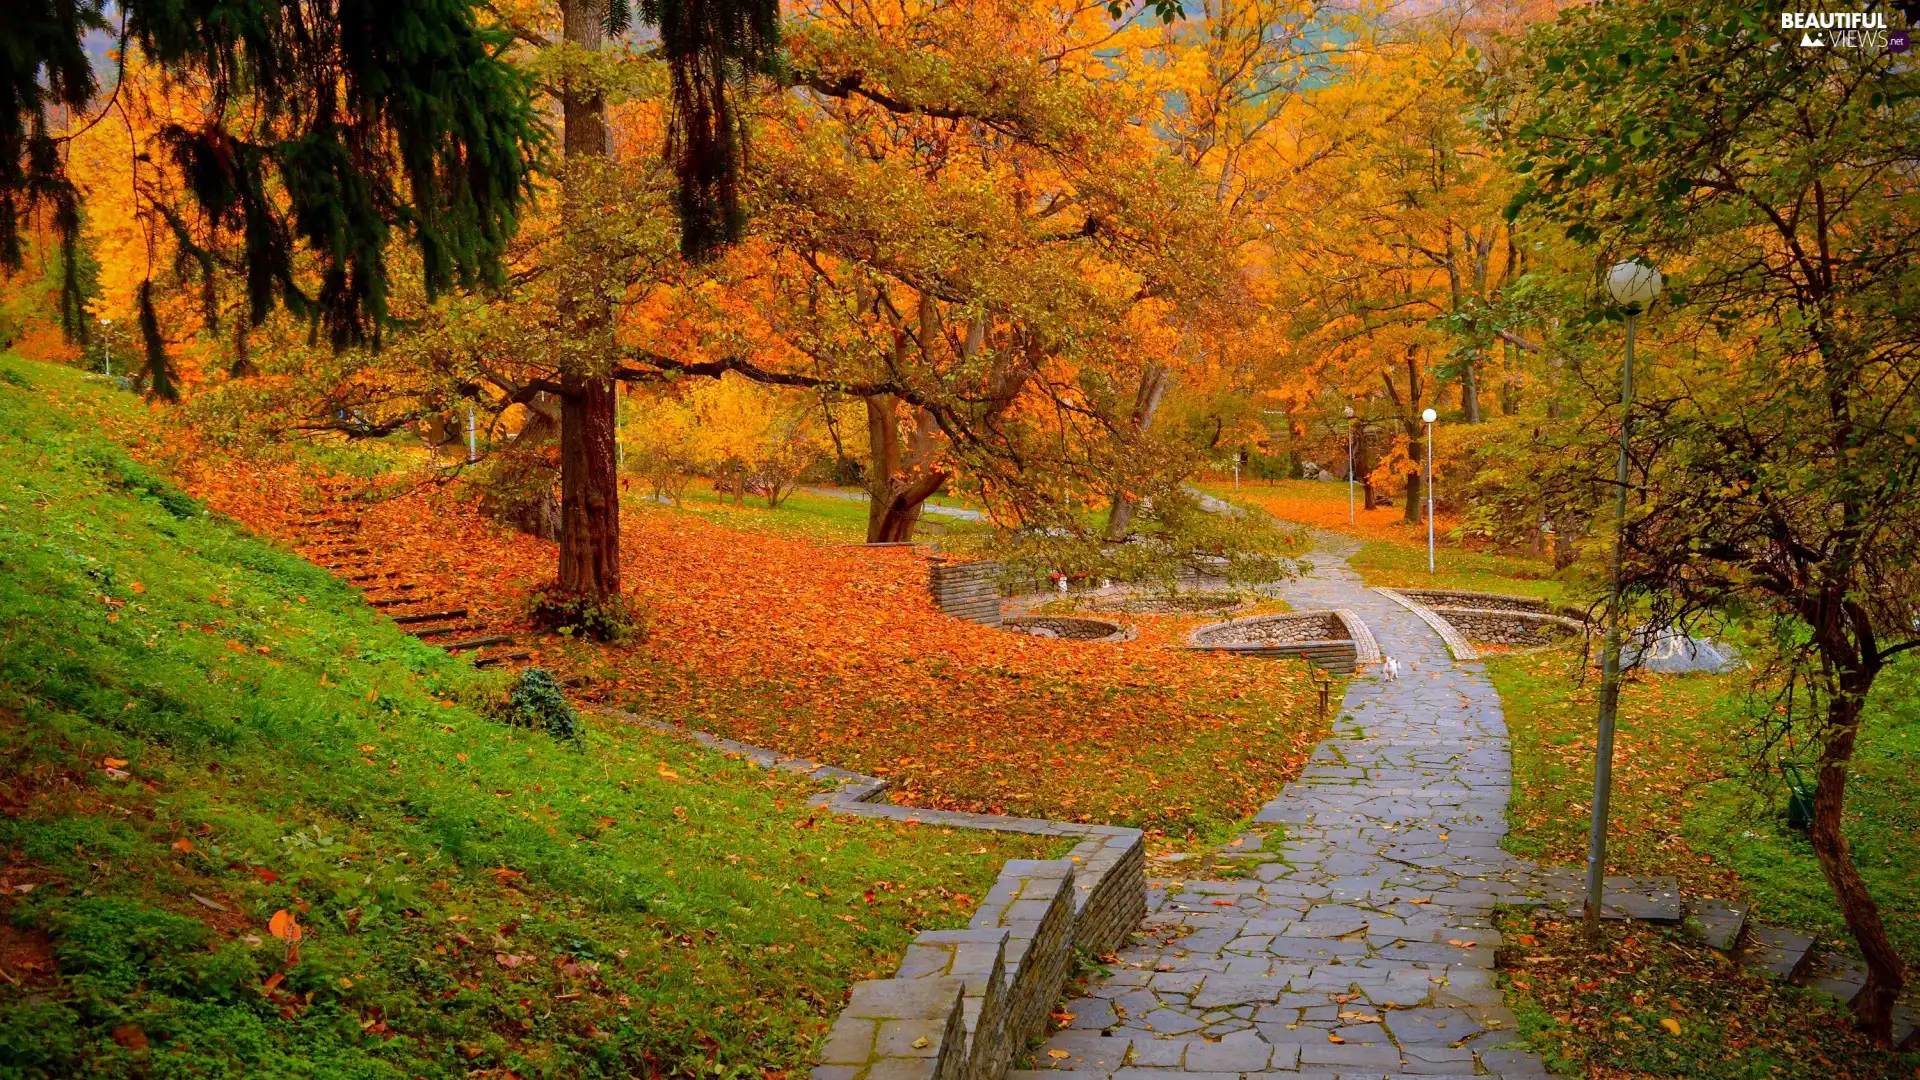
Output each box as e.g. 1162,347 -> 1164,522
558,373 -> 620,596
1104,364 -> 1171,542
864,393 -> 947,544
1403,469 -> 1422,525
1461,357 -> 1481,423
553,0 -> 620,602
1809,680 -> 1905,1043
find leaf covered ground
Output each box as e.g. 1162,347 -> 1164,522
0,354 -> 1055,1078
172,443 -> 1328,844
1496,910 -> 1918,1079
1492,646 -> 1920,973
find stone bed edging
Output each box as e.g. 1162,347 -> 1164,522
1183,608 -> 1382,674
1372,587 -> 1480,661
594,707 -> 1146,1080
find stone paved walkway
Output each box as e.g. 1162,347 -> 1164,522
1033,536 -> 1553,1079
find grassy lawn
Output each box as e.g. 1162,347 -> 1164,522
1492,646 -> 1920,971
649,484 -> 991,547
1495,910 -> 1915,1079
0,354 -> 1053,1077
1198,480 -> 1569,601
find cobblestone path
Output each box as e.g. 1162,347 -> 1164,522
1033,537 -> 1553,1079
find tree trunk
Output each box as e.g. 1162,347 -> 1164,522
1104,364 -> 1171,542
863,393 -> 947,544
553,0 -> 620,602
1809,675 -> 1905,1043
558,372 -> 620,596
1403,468 -> 1422,525
1358,423 -> 1373,509
1461,356 -> 1482,423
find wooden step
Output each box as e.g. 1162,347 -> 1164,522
408,623 -> 485,639
393,608 -> 469,625
347,571 -> 398,583
474,650 -> 532,668
1734,924 -> 1819,980
1688,897 -> 1748,951
369,596 -> 427,608
314,546 -> 371,557
445,635 -> 514,651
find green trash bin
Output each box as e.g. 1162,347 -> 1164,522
1784,763 -> 1816,831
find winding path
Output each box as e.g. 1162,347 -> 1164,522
1033,536 -> 1552,1078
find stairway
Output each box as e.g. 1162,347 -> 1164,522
290,496 -> 535,673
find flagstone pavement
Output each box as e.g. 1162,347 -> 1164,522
1028,537 -> 1555,1079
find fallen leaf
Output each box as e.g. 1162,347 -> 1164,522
171,838 -> 194,853
103,757 -> 128,768
1338,1010 -> 1383,1023
191,893 -> 227,912
111,1024 -> 148,1051
657,761 -> 681,781
910,1036 -> 930,1049
268,910 -> 302,942
1327,1033 -> 1346,1044
1660,1017 -> 1681,1036
1407,897 -> 1430,905
1047,1049 -> 1072,1060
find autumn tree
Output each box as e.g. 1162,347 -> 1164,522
3,0 -> 542,382
1495,0 -> 1920,1041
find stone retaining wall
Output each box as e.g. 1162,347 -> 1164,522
596,708 -> 1146,1080
1434,606 -> 1585,647
1184,609 -> 1381,674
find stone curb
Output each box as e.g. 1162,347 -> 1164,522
594,707 -> 1147,1080
1372,588 -> 1479,661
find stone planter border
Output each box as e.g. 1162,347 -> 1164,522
1003,616 -> 1137,643
595,707 -> 1145,1080
1184,609 -> 1380,674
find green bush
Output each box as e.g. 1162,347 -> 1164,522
506,667 -> 581,741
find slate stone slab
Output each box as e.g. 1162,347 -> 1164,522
1565,875 -> 1681,923
1797,951 -> 1868,1007
1735,924 -> 1817,980
1688,897 -> 1747,951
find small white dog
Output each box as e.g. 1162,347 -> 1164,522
1382,656 -> 1401,681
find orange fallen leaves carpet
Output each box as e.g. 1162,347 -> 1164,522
185,461 -> 1325,838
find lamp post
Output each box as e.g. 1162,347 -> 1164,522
98,317 -> 111,377
1422,407 -> 1437,573
1344,406 -> 1356,524
1583,258 -> 1663,930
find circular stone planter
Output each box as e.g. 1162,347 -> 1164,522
1184,610 -> 1380,674
1085,591 -> 1251,616
1003,616 -> 1136,642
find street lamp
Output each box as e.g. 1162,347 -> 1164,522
1344,406 -> 1356,524
98,317 -> 111,377
1422,407 -> 1437,572
1584,257 -> 1663,930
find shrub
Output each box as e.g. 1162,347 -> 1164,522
505,667 -> 582,742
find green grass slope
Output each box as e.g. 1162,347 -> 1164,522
0,355 -> 1052,1078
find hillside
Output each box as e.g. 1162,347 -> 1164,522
0,354 -> 1052,1078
